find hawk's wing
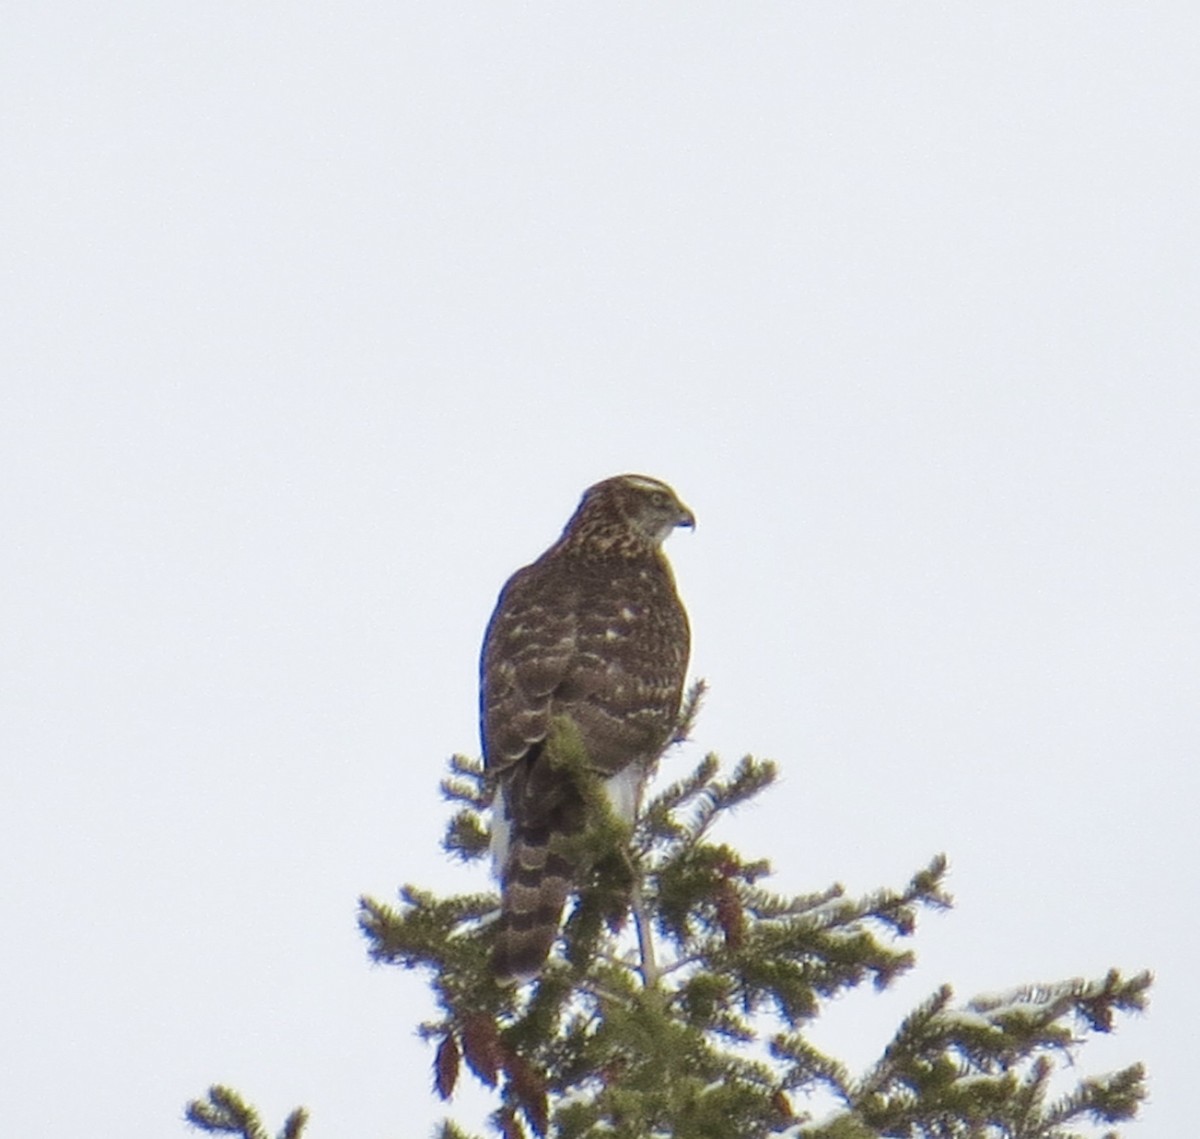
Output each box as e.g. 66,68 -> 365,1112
480,561 -> 579,777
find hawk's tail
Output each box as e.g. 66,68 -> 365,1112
493,817 -> 577,984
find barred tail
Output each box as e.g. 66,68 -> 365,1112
493,820 -> 575,984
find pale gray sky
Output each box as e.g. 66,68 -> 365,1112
2,6 -> 1195,1137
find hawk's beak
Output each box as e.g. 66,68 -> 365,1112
678,507 -> 696,531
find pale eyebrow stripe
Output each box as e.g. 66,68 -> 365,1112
621,475 -> 671,492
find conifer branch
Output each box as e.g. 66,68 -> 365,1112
630,875 -> 659,989
184,1086 -> 308,1139
672,678 -> 708,744
638,753 -> 721,849
436,1121 -> 487,1139
188,695 -> 1149,1138
826,970 -> 1151,1138
442,754 -> 492,809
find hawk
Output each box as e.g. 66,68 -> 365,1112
480,474 -> 694,983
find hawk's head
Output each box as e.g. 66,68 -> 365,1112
571,474 -> 695,550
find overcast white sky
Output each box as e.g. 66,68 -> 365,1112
2,5 -> 1196,1137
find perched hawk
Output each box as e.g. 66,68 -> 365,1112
480,474 -> 694,983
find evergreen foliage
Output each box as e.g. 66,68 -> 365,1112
185,1086 -> 307,1139
186,683 -> 1149,1138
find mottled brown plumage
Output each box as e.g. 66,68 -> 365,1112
480,474 -> 693,983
